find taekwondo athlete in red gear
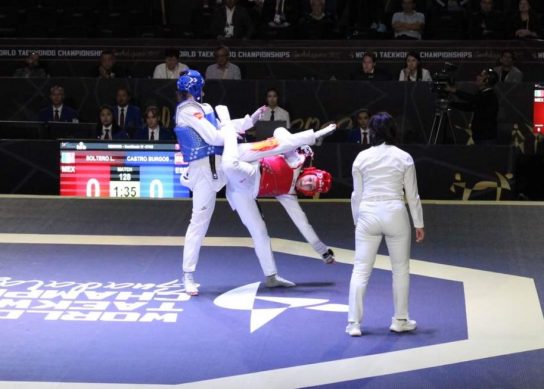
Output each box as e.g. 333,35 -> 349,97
217,104 -> 336,287
259,147 -> 336,264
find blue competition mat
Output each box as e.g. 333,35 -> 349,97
0,244 -> 466,385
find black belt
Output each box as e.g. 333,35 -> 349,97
209,155 -> 218,180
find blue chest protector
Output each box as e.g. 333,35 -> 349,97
174,101 -> 224,162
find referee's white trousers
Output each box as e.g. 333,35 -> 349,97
348,200 -> 411,324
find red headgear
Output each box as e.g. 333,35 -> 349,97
296,167 -> 332,197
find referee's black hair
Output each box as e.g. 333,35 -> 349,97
368,112 -> 398,146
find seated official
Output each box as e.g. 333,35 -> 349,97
133,106 -> 173,141
352,52 -> 392,81
113,87 -> 142,137
38,85 -> 78,123
258,88 -> 290,127
346,109 -> 371,145
94,105 -> 129,140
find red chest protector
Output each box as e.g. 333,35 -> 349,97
258,156 -> 295,197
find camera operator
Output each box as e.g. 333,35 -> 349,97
444,68 -> 499,145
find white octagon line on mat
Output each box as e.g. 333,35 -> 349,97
0,234 -> 543,389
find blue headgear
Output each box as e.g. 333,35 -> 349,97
177,69 -> 204,101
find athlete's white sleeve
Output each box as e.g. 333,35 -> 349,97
276,194 -> 328,255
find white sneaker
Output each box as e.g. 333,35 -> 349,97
183,272 -> 199,296
389,317 -> 417,333
346,322 -> 362,337
265,274 -> 296,288
321,248 -> 335,264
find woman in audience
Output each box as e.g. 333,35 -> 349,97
508,0 -> 541,39
398,51 -> 432,82
95,105 -> 129,140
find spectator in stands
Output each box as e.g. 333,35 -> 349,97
13,52 -> 48,78
445,68 -> 499,145
241,0 -> 266,38
259,88 -> 291,127
297,0 -> 336,39
347,109 -> 371,145
493,50 -> 523,83
257,0 -> 300,39
113,87 -> 142,136
152,48 -> 189,79
432,0 -> 470,10
210,0 -> 254,40
205,46 -> 242,80
399,51 -> 432,81
133,106 -> 173,141
508,0 -> 541,39
428,1 -> 470,39
91,50 -> 129,79
352,51 -> 392,81
95,105 -> 128,140
38,85 -> 78,123
337,0 -> 387,38
391,0 -> 425,40
265,0 -> 293,28
468,0 -> 504,39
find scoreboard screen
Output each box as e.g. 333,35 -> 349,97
60,141 -> 190,198
534,84 -> 544,134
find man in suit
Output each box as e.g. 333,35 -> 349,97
133,106 -> 173,141
347,109 -> 371,145
259,88 -> 290,127
38,85 -> 78,123
113,87 -> 142,137
210,0 -> 254,40
352,52 -> 392,81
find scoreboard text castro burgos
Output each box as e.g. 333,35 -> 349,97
60,141 -> 190,198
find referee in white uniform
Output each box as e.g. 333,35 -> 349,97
347,112 -> 425,337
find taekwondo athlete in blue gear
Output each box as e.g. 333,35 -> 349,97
174,69 -> 226,296
174,70 -> 265,295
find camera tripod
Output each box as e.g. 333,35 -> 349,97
428,98 -> 457,144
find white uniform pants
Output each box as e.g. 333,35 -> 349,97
182,156 -> 225,273
348,200 -> 411,324
227,191 -> 278,276
221,127 -> 316,276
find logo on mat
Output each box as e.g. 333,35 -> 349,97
213,282 -> 348,332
